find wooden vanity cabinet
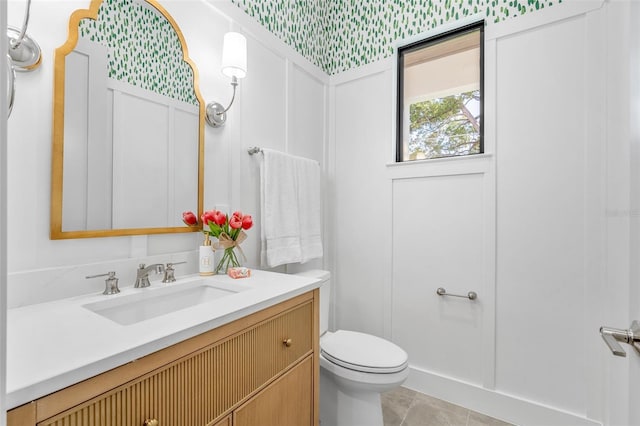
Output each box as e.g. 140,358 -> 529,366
7,290 -> 319,426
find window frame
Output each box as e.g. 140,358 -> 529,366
396,21 -> 485,162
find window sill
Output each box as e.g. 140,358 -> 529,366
387,152 -> 493,167
385,152 -> 493,179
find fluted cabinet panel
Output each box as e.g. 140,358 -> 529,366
39,301 -> 313,426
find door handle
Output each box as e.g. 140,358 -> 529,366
599,320 -> 640,357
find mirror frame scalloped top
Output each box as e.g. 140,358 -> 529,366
51,0 -> 204,239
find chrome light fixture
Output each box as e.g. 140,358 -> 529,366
7,0 -> 42,72
7,0 -> 41,118
205,32 -> 247,128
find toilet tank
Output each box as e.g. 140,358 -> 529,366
294,270 -> 331,335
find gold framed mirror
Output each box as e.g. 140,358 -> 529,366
51,0 -> 204,239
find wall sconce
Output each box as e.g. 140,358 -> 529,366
205,32 -> 247,128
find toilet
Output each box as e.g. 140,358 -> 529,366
295,270 -> 409,426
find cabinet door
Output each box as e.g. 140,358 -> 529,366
234,357 -> 313,426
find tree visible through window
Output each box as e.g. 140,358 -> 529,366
409,90 -> 480,159
397,22 -> 484,161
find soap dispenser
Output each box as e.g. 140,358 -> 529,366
199,233 -> 215,276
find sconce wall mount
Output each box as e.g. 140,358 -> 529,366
7,0 -> 42,72
205,76 -> 237,128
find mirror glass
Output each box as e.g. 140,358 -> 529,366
51,0 -> 204,239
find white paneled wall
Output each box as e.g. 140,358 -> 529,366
629,3 -> 640,423
601,2 -> 636,425
494,14 -> 589,414
333,70 -> 393,337
392,170 -> 487,386
234,20 -> 328,275
330,1 -> 630,425
242,39 -> 287,149
285,64 -> 327,274
289,64 -> 325,162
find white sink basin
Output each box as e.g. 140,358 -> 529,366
83,281 -> 243,325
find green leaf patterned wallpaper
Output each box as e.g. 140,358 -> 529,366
78,0 -> 199,105
230,0 -> 560,75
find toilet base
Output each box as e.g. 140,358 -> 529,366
320,367 -> 384,426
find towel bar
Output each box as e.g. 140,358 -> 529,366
436,287 -> 477,300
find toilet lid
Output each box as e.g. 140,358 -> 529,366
321,330 -> 408,374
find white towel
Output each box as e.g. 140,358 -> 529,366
259,149 -> 323,267
260,149 -> 302,267
296,157 -> 323,263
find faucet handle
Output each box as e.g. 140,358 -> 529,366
86,271 -> 121,295
162,261 -> 187,283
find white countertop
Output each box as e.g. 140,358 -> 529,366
6,270 -> 321,409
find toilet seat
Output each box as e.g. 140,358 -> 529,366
320,330 -> 408,374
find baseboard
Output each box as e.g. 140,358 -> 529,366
404,366 -> 601,426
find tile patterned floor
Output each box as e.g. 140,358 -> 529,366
382,387 -> 515,426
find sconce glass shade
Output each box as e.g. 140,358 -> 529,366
221,32 -> 247,79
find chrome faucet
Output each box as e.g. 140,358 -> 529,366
134,263 -> 165,288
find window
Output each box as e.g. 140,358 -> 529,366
397,22 -> 484,162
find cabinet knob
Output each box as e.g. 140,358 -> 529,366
143,420 -> 159,426
283,338 -> 292,347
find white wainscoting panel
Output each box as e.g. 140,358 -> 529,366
333,70 -> 393,337
235,29 -> 329,273
235,34 -> 288,270
392,172 -> 485,385
285,64 -> 327,273
289,64 -> 325,164
494,13 -> 589,415
241,36 -> 287,150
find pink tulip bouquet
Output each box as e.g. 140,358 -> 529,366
182,209 -> 253,274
